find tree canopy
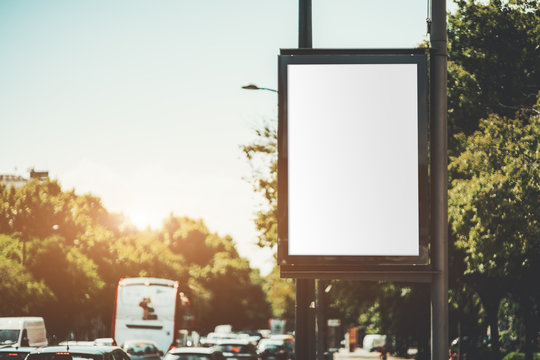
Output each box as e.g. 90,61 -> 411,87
0,179 -> 270,339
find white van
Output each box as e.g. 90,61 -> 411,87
0,317 -> 47,347
363,334 -> 386,351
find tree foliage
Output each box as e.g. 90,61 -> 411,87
241,122 -> 278,249
449,116 -> 539,278
0,179 -> 269,339
446,2 -> 540,358
449,114 -> 539,359
448,0 -> 540,137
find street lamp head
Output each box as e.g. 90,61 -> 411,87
242,83 -> 260,90
241,83 -> 277,93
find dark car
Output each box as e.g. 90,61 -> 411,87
121,340 -> 162,360
0,347 -> 36,360
26,346 -> 130,360
213,340 -> 258,360
163,347 -> 225,360
256,339 -> 291,360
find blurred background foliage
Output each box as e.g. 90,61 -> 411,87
0,178 -> 272,339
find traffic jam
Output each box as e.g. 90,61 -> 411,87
0,278 -> 294,360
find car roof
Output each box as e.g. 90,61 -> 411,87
0,347 -> 36,353
167,347 -> 216,355
258,339 -> 284,345
30,346 -> 120,355
213,339 -> 252,345
58,342 -> 97,346
268,335 -> 294,341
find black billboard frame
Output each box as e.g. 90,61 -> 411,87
277,48 -> 430,276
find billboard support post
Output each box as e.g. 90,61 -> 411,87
316,280 -> 327,360
296,277 -> 315,360
296,2 -> 315,360
299,0 -> 312,49
430,0 -> 448,359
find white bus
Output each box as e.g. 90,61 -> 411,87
111,278 -> 189,354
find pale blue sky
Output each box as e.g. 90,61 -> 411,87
0,0 -> 450,275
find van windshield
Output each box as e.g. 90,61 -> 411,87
0,330 -> 20,345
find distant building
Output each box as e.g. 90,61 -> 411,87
29,169 -> 49,180
0,169 -> 49,188
0,174 -> 27,188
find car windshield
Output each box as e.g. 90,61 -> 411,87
0,330 -> 20,345
126,344 -> 158,355
262,344 -> 282,351
27,353 -> 102,360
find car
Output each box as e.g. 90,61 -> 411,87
163,346 -> 225,360
26,345 -> 130,360
121,340 -> 162,360
256,339 -> 293,360
213,339 -> 258,360
266,336 -> 294,359
201,333 -> 238,347
0,346 -> 36,360
94,339 -> 116,347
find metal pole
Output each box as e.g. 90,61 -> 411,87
296,2 -> 315,360
316,280 -> 327,360
430,0 -> 448,358
299,0 -> 312,48
296,279 -> 315,360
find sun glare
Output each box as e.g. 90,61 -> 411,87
128,211 -> 162,230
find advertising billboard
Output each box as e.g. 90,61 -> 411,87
278,50 -> 428,267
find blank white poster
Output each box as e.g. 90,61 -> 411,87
287,63 -> 419,256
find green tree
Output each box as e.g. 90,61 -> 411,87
448,0 -> 540,138
24,235 -> 104,339
447,3 -> 540,358
162,215 -> 218,266
449,114 -> 539,359
160,214 -> 271,333
1,177 -> 268,338
242,122 -> 295,328
262,266 -> 295,327
196,255 -> 270,333
0,235 -> 54,316
241,122 -> 278,249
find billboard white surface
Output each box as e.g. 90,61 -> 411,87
286,63 -> 420,256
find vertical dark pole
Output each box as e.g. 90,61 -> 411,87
296,278 -> 315,360
299,0 -> 312,48
316,280 -> 327,360
296,2 -> 315,360
430,0 -> 448,359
